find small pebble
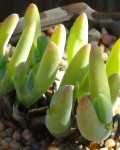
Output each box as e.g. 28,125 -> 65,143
30,142 -> 42,150
89,142 -> 100,149
105,138 -> 116,148
99,44 -> 105,53
46,27 -> 54,36
100,148 -> 108,150
47,145 -> 60,150
101,27 -> 108,34
102,52 -> 108,62
9,140 -> 20,150
1,139 -> 10,149
108,148 -> 114,150
101,34 -> 113,46
22,129 -> 32,141
12,130 -> 22,142
89,28 -> 102,42
115,141 -> 120,149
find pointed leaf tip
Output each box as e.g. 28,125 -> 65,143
79,96 -> 88,106
106,38 -> 120,77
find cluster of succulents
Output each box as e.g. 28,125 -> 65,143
0,3 -> 120,143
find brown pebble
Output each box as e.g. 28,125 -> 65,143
47,145 -> 60,150
108,148 -> 114,150
51,139 -> 60,147
12,130 -> 23,142
46,27 -> 54,36
104,138 -> 116,148
89,142 -> 100,149
101,34 -> 113,46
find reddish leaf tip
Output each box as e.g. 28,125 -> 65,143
79,96 -> 88,105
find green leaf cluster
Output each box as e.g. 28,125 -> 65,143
45,13 -> 120,141
0,3 -> 120,142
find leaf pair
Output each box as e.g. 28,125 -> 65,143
14,23 -> 66,106
77,43 -> 120,141
0,14 -> 36,96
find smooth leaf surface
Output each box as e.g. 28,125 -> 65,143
51,24 -> 66,58
0,21 -> 36,95
77,96 -> 111,141
67,13 -> 88,63
60,44 -> 90,93
108,73 -> 120,105
24,3 -> 41,67
106,38 -> 120,77
0,14 -> 19,57
89,43 -> 111,102
93,94 -> 113,126
45,85 -> 74,138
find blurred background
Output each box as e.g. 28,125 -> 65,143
0,0 -> 119,21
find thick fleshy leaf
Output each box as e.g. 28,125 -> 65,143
14,62 -> 27,99
77,96 -> 111,141
93,94 -> 113,126
0,14 -> 19,57
0,21 -> 36,95
24,3 -> 41,41
34,41 -> 60,92
51,24 -> 66,58
45,85 -> 74,138
108,73 -> 120,105
32,35 -> 49,65
89,43 -> 111,102
76,68 -> 89,99
67,13 -> 88,63
25,71 -> 35,93
24,3 -> 41,67
0,55 -> 8,80
60,44 -> 90,93
106,38 -> 120,77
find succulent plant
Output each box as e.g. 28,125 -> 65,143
23,3 -> 41,67
77,43 -> 113,141
0,14 -> 36,96
0,2 -> 120,143
45,13 -> 120,141
13,23 -> 66,105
